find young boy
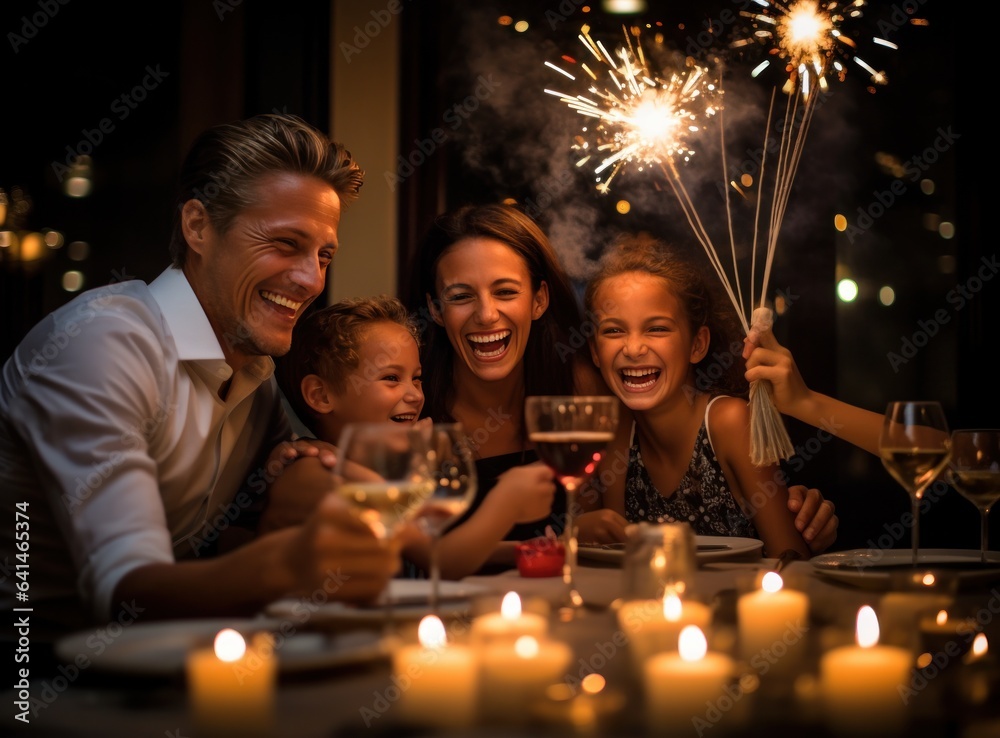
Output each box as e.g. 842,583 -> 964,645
268,295 -> 558,578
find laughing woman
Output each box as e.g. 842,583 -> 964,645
403,203 -> 606,571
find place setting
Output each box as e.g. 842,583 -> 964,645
813,410 -> 1000,591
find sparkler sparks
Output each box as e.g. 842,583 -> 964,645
544,24 -> 722,193
734,0 -> 894,97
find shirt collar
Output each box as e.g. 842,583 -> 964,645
148,267 -> 276,383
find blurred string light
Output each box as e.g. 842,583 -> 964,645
836,278 -> 858,302
0,186 -> 54,268
62,270 -> 86,292
878,286 -> 895,306
602,0 -> 646,13
64,156 -> 93,198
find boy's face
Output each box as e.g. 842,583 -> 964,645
329,321 -> 424,432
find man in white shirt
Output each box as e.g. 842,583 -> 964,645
0,114 -> 400,639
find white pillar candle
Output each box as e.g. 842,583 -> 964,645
643,625 -> 734,728
820,606 -> 913,734
479,634 -> 574,722
618,591 -> 712,672
186,629 -> 276,738
737,571 -> 809,678
470,591 -> 548,645
392,615 -> 479,728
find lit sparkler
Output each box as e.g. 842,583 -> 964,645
733,0 -> 894,99
543,24 -> 723,193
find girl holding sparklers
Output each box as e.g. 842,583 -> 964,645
582,232 -> 813,560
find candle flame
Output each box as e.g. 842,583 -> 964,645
662,592 -> 682,621
856,605 -> 880,648
501,591 -> 523,619
417,615 -> 448,649
678,625 -> 707,661
921,573 -> 936,586
213,628 -> 246,662
514,635 -> 540,658
761,571 -> 784,593
935,609 -> 948,627
972,632 -> 988,658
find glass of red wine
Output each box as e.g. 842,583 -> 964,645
525,395 -> 618,618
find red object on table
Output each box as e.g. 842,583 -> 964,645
516,537 -> 565,578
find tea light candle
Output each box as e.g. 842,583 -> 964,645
957,633 -> 996,706
479,634 -> 574,721
918,609 -> 978,659
879,586 -> 953,649
470,591 -> 548,645
186,629 -> 276,738
618,590 -> 712,671
820,606 -> 913,734
737,572 -> 809,678
644,625 -> 734,727
392,615 -> 479,728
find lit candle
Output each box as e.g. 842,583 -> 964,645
918,608 -> 978,659
643,625 -> 734,727
617,590 -> 712,673
879,580 -> 953,649
470,591 -> 548,645
479,634 -> 574,722
186,629 -> 276,738
820,606 -> 913,733
957,633 -> 996,706
737,572 -> 809,679
392,615 -> 479,728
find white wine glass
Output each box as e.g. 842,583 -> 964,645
525,395 -> 618,618
334,422 -> 434,629
878,401 -> 952,566
947,429 -> 1000,564
414,423 -> 477,613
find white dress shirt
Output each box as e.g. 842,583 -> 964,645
0,267 -> 291,636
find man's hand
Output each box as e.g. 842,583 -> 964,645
787,485 -> 838,554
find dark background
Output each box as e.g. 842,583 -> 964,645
2,1 -> 993,553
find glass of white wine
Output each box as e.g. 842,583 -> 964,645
413,423 -> 477,614
878,401 -> 952,566
334,422 -> 434,626
947,429 -> 1000,564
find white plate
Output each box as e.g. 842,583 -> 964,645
266,579 -> 491,623
578,535 -> 764,564
811,548 -> 1000,589
55,618 -> 386,676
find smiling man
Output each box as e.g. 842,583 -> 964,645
0,114 -> 402,639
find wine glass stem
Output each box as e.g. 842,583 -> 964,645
562,486 -> 580,610
911,495 -> 920,566
980,509 -> 990,564
429,536 -> 441,614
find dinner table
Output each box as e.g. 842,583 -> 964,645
5,542 -> 1000,738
